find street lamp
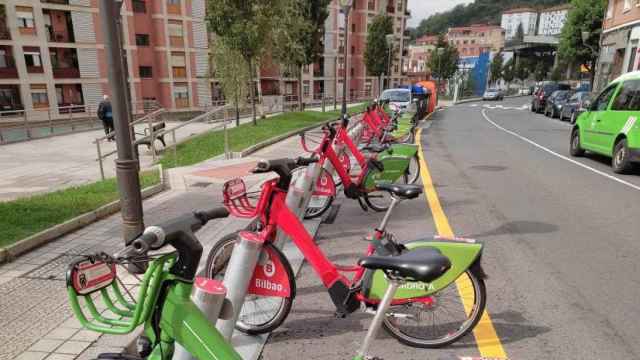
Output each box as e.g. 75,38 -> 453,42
386,34 -> 394,90
339,0 -> 353,118
435,47 -> 444,106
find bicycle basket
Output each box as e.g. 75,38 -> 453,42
66,253 -> 175,335
223,178 -> 268,218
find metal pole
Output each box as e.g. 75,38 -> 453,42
172,130 -> 177,167
100,0 -> 144,249
223,107 -> 230,159
96,140 -> 105,181
341,5 -> 350,117
148,115 -> 156,163
23,110 -> 30,139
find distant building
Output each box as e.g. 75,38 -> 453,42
447,24 -> 505,58
501,7 -> 538,40
405,44 -> 433,73
537,4 -> 571,36
415,35 -> 440,46
595,0 -> 640,90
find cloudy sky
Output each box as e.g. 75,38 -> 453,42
407,0 -> 473,27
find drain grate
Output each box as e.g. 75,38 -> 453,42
21,254 -> 79,281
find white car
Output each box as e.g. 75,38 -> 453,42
518,88 -> 532,96
380,88 -> 412,111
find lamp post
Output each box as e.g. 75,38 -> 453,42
435,47 -> 444,106
385,34 -> 394,90
339,0 -> 353,118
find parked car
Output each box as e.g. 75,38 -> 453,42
483,88 -> 504,101
544,90 -> 573,118
518,87 -> 532,96
570,71 -> 640,174
560,91 -> 593,124
380,88 -> 412,111
531,83 -> 571,113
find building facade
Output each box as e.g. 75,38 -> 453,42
447,24 -> 505,58
596,0 -> 640,90
537,4 -> 571,36
0,0 -> 209,120
501,8 -> 538,40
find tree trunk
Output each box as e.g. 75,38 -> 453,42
247,58 -> 257,125
297,65 -> 303,111
235,92 -> 240,127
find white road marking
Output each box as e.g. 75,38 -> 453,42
481,109 -> 640,192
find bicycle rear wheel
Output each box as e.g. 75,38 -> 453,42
382,268 -> 486,348
205,233 -> 296,335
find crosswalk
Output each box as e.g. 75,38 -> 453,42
468,103 -> 530,111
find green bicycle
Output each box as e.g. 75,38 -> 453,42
66,207 -> 453,360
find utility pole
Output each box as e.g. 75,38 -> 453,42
99,0 -> 144,251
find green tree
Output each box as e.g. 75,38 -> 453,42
427,35 -> 459,94
272,0 -> 330,109
550,66 -> 563,82
364,15 -> 394,94
489,52 -> 504,85
558,0 -> 605,86
503,58 -> 515,89
534,61 -> 547,82
213,41 -> 249,127
515,58 -> 530,84
207,0 -> 279,125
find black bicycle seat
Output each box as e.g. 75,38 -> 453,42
362,143 -> 390,153
358,248 -> 451,283
375,183 -> 422,199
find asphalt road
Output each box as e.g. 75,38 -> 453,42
421,98 -> 640,359
261,98 -> 640,359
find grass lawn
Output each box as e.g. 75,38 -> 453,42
0,170 -> 160,248
160,104 -> 367,169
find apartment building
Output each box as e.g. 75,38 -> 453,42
0,0 -> 208,120
537,4 -> 571,36
595,0 -> 640,90
501,7 -> 538,40
447,24 -> 505,58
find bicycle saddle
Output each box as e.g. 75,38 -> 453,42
375,183 -> 422,199
358,248 -> 451,283
362,143 -> 390,153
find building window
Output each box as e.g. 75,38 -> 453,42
368,0 -> 375,11
607,1 -> 614,18
171,52 -> 186,78
139,66 -> 153,78
352,23 -> 356,32
173,83 -> 189,108
624,0 -> 632,11
303,81 -> 310,97
24,47 -> 43,73
133,0 -> 146,13
168,20 -> 184,47
167,0 -> 181,14
16,7 -> 36,34
350,67 -> 355,76
30,84 -> 49,109
135,34 -> 150,46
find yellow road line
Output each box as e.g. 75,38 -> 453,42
416,127 -> 508,359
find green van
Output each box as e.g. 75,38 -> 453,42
570,72 -> 640,173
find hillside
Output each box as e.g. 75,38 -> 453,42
412,0 -> 570,38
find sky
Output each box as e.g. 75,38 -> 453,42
407,0 -> 474,27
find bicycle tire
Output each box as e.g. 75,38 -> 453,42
205,234 -> 296,335
382,267 -> 486,348
363,191 -> 392,212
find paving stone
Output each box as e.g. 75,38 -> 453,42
55,341 -> 91,355
14,351 -> 49,360
28,339 -> 63,353
44,354 -> 76,360
45,328 -> 79,341
70,330 -> 101,342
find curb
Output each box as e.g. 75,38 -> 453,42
0,182 -> 166,265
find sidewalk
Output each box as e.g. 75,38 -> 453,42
0,134 -> 307,360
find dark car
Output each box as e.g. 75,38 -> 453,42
544,90 -> 573,118
559,91 -> 592,124
531,83 -> 571,113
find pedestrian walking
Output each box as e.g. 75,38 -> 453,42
97,95 -> 115,141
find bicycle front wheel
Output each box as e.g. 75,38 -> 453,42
205,233 -> 296,335
383,268 -> 486,348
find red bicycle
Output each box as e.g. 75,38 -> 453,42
206,158 -> 487,348
300,122 -> 419,218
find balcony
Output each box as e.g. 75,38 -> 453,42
43,10 -> 75,43
50,48 -> 79,78
0,47 -> 18,79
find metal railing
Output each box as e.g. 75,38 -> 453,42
0,100 -> 161,145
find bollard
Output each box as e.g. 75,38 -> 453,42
172,277 -> 229,360
216,232 -> 263,340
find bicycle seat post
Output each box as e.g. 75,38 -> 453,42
356,277 -> 402,359
377,196 -> 400,232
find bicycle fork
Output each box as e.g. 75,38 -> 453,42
354,279 -> 401,360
